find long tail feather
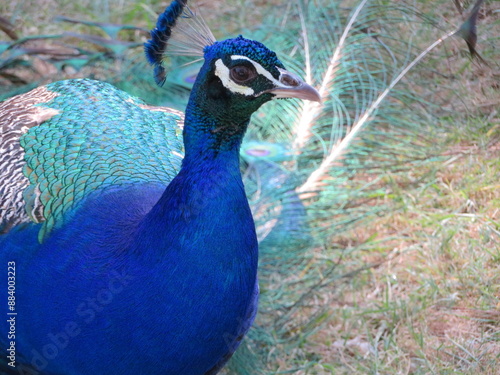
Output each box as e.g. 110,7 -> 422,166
299,0 -> 487,194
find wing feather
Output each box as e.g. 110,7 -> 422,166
0,79 -> 184,240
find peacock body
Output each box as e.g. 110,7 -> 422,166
0,1 -> 320,374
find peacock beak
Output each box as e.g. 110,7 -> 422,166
266,68 -> 321,102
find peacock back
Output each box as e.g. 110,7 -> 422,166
0,79 -> 184,240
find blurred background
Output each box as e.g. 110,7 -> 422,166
1,0 -> 499,373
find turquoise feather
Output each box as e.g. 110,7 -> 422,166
6,79 -> 183,240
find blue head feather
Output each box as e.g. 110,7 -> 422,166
144,0 -> 187,86
204,35 -> 285,79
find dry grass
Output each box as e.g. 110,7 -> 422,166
295,133 -> 500,374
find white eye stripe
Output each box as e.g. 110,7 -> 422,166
230,55 -> 285,88
214,59 -> 255,96
214,55 -> 290,97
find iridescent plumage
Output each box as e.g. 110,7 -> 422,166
0,1 -> 319,374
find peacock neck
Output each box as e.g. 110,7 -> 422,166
133,100 -> 257,268
182,101 -> 250,165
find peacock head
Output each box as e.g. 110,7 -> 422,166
145,0 -> 320,147
191,35 -> 320,120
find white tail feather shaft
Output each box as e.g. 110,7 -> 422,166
297,28 -> 458,194
292,0 -> 369,151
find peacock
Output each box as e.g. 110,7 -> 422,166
0,0 -> 321,374
0,0 -> 489,373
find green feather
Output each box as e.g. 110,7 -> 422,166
18,79 -> 183,241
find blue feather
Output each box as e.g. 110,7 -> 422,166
0,28 -> 319,375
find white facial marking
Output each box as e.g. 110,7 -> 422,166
214,59 -> 254,96
214,55 -> 297,97
231,55 -> 288,88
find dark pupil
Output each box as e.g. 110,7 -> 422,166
233,66 -> 250,81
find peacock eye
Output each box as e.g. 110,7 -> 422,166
230,65 -> 256,84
